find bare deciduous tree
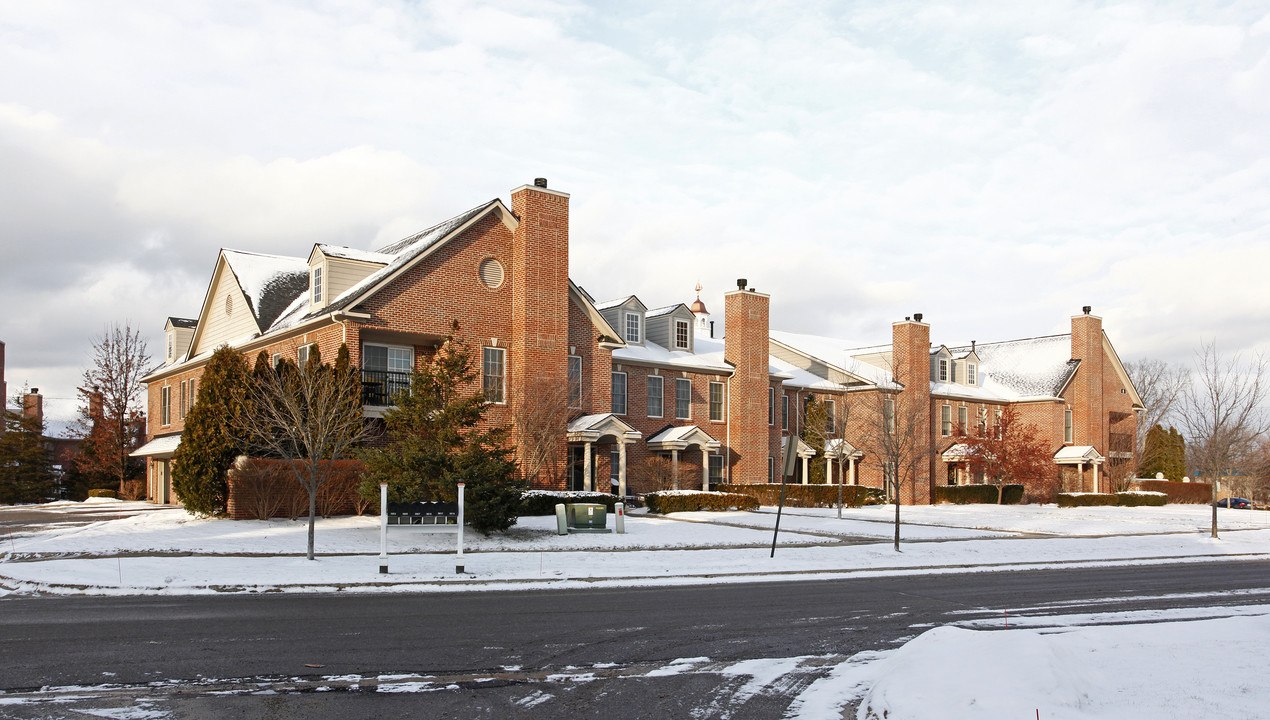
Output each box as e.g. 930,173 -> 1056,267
855,370 -> 935,551
236,347 -> 368,560
74,323 -> 150,497
1178,341 -> 1269,538
1124,358 -> 1188,473
513,377 -> 572,486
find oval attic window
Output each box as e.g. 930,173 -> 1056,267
479,258 -> 505,289
225,294 -> 234,315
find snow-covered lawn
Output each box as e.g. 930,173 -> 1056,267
1,499 -> 1266,596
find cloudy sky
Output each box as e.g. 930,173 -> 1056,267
2,0 -> 1268,425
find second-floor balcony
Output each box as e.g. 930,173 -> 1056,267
362,369 -> 412,407
1109,432 -> 1134,454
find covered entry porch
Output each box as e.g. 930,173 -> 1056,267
566,414 -> 642,496
646,425 -> 722,491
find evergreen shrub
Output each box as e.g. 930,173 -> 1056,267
934,484 -> 1025,504
712,483 -> 883,508
520,491 -> 623,516
1136,480 -> 1211,504
87,489 -> 117,499
1115,491 -> 1167,507
644,491 -> 759,514
1057,493 -> 1118,507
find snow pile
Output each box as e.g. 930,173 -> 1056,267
814,614 -> 1270,720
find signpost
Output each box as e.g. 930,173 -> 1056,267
771,435 -> 800,557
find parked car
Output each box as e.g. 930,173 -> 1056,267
1214,497 -> 1252,509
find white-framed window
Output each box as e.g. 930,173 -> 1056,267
825,398 -> 836,434
674,319 -> 689,350
768,387 -> 775,426
709,381 -> 725,422
768,456 -> 776,483
676,378 -> 691,419
271,353 -> 282,369
782,395 -> 789,431
958,405 -> 968,433
884,397 -> 895,435
166,333 -> 173,362
189,378 -> 197,408
612,372 -> 628,415
1064,408 -> 1073,444
995,407 -> 1003,439
179,380 -> 187,420
364,344 -> 413,374
938,359 -> 949,382
160,386 -> 171,426
297,343 -> 316,368
647,375 -> 664,418
941,404 -> 952,436
967,363 -> 977,385
624,312 -> 642,344
708,454 -> 725,484
311,265 -> 323,304
610,449 -> 621,486
482,347 -> 506,404
568,355 -> 583,409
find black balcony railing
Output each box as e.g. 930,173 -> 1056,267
362,369 -> 411,406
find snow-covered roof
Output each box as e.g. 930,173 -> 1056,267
948,335 -> 1077,401
131,433 -> 181,457
770,331 -> 897,388
316,245 -> 394,264
1054,445 -> 1104,462
594,296 -> 636,311
645,304 -> 688,319
221,250 -> 310,330
613,336 -> 733,374
167,317 -> 197,329
767,355 -> 847,391
645,425 -> 720,446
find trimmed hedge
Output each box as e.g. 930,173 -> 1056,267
712,483 -> 885,508
1058,492 -> 1169,507
520,491 -> 625,516
644,491 -> 760,514
1135,479 -> 1212,504
87,489 -> 118,499
1116,491 -> 1167,507
934,484 -> 1025,505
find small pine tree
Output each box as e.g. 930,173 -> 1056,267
1165,426 -> 1187,480
359,325 -> 525,534
172,345 -> 250,515
0,408 -> 54,503
801,396 -> 828,484
1139,423 -> 1170,479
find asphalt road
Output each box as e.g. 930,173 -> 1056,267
3,560 -> 1269,718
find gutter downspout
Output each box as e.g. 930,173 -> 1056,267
725,375 -> 731,484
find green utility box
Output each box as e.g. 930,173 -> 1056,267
566,503 -> 607,530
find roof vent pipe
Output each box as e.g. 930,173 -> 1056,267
1082,305 -> 1091,315
736,278 -> 747,290
534,178 -> 548,188
971,340 -> 976,352
914,313 -> 923,322
709,320 -> 715,339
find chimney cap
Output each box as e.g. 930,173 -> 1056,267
533,177 -> 548,188
1082,305 -> 1091,315
29,387 -> 38,394
736,278 -> 747,290
914,312 -> 923,322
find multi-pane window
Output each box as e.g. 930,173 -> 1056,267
782,395 -> 789,431
825,399 -> 835,434
941,404 -> 952,436
675,319 -> 690,350
625,312 -> 641,343
978,408 -> 987,436
179,381 -> 188,420
884,397 -> 895,435
610,450 -> 621,488
298,344 -> 315,369
160,386 -> 171,426
167,334 -> 173,362
709,382 -> 724,422
958,405 -> 968,433
311,266 -> 323,304
1064,409 -> 1073,444
568,355 -> 582,408
768,387 -> 775,426
708,455 -> 725,484
482,347 -> 506,403
364,344 -> 413,405
647,375 -> 664,418
189,379 -> 197,408
676,378 -> 691,419
995,408 -> 1003,438
768,456 -> 776,483
612,372 -> 628,415
968,363 -> 977,385
938,359 -> 948,382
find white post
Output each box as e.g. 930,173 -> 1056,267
1093,462 -> 1100,494
850,456 -> 857,485
801,455 -> 809,485
825,455 -> 833,484
702,451 -> 710,491
456,483 -> 465,574
378,482 -> 388,574
615,502 -> 625,534
672,449 -> 680,490
618,441 -> 628,499
583,442 -> 593,492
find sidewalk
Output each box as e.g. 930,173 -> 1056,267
2,502 -> 1267,596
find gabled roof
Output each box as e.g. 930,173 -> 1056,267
646,424 -> 721,449
166,317 -> 197,330
310,244 -> 394,265
569,280 -> 624,348
220,250 -> 311,331
1054,445 -> 1104,463
646,303 -> 692,319
947,335 -> 1078,401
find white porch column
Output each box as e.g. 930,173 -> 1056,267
671,449 -> 680,490
801,456 -> 809,485
1093,462 -> 1100,494
618,441 -> 628,498
826,456 -> 834,484
583,441 -> 593,492
702,449 -> 710,491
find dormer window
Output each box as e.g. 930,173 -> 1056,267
675,319 -> 689,350
312,265 -> 323,304
167,333 -> 174,362
938,359 -> 948,382
625,312 -> 642,343
968,363 -> 977,385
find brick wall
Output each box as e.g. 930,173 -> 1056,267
724,286 -> 771,484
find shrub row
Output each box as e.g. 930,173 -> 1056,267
644,491 -> 760,514
519,491 -> 625,516
711,483 -> 885,508
1057,491 -> 1168,508
227,459 -> 368,520
87,489 -> 117,499
934,484 -> 1025,505
1134,479 -> 1212,504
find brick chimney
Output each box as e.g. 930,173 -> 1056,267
891,316 -> 932,504
509,179 -> 571,470
724,279 -> 770,484
23,388 -> 43,429
1070,306 -> 1105,449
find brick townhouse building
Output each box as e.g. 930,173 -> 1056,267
135,179 -> 1142,507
